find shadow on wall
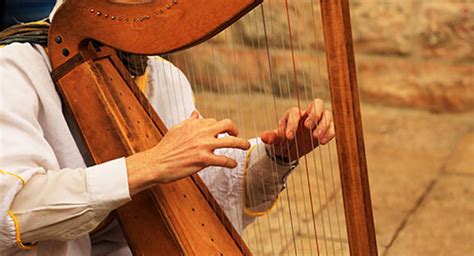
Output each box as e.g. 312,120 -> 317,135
1,0 -> 56,30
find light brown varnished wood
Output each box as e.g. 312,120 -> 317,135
46,0 -> 378,255
48,0 -> 262,69
320,0 -> 378,255
54,45 -> 252,255
48,1 -> 261,254
108,52 -> 251,255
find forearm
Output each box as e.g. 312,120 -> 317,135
126,152 -> 157,196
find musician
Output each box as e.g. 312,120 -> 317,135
0,1 -> 335,255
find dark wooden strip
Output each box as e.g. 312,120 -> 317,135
51,53 -> 84,82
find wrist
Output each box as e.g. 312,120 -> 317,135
126,151 -> 159,196
264,145 -> 299,168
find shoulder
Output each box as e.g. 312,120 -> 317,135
146,56 -> 193,97
145,56 -> 196,127
0,43 -> 50,70
148,57 -> 189,85
0,43 -> 52,88
0,43 -> 53,114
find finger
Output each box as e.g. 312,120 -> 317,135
189,110 -> 200,120
313,110 -> 333,139
320,121 -> 335,145
261,129 -> 285,145
200,118 -> 218,126
208,155 -> 239,169
286,108 -> 301,140
210,119 -> 239,136
175,111 -> 199,128
260,130 -> 276,144
278,117 -> 287,137
304,99 -> 324,129
212,136 -> 251,150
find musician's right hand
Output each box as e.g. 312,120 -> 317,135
125,111 -> 250,196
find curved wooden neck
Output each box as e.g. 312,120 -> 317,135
47,0 -> 262,69
46,1 -> 262,254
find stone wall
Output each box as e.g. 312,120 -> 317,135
171,0 -> 473,113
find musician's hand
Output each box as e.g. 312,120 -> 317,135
260,99 -> 335,162
126,111 -> 250,195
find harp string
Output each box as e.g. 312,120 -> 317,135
298,1 -> 346,254
208,45 -> 225,222
235,17 -> 265,253
306,3 -> 340,254
290,2 -> 324,254
270,1 -> 301,254
259,6 -> 291,252
275,4 -> 304,254
185,52 -> 227,237
253,7 -> 294,255
166,48 -> 242,246
286,9 -> 319,255
251,9 -> 292,255
195,40 -> 232,243
283,0 -> 329,254
308,1 -> 346,254
223,29 -> 265,247
183,50 -> 230,239
276,6 -> 304,252
218,36 -> 252,245
217,30 -> 262,245
261,3 -> 296,254
238,17 -> 267,254
264,1 -> 300,254
293,2 -> 334,254
169,55 -> 187,124
219,30 -> 243,245
127,1 -> 352,254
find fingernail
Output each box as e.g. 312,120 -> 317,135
316,129 -> 323,137
305,120 -> 312,128
287,131 -> 294,139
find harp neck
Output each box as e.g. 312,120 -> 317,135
47,0 -> 262,69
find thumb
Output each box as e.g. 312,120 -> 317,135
261,130 -> 284,145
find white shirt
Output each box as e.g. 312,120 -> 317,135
0,43 -> 291,255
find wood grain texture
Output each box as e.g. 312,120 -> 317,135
46,0 -> 379,254
320,0 -> 378,255
53,46 -> 251,255
47,1 -> 262,254
48,0 -> 262,69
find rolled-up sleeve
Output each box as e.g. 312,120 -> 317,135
0,45 -> 131,251
10,158 -> 130,243
244,141 -> 294,212
199,139 -> 294,232
145,57 -> 295,233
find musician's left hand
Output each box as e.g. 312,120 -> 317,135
260,99 -> 335,162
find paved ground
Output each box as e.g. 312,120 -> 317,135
362,104 -> 473,256
194,92 -> 474,255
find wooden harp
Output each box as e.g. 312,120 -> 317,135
47,0 -> 377,255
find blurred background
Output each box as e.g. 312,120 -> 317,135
1,0 -> 472,255
171,1 -> 473,255
0,0 -> 55,30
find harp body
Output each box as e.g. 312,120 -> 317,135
47,0 -> 377,255
49,0 -> 260,254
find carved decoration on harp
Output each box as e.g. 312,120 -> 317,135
47,0 -> 377,255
